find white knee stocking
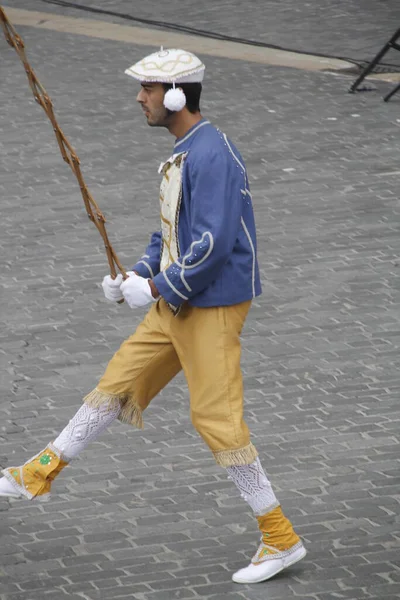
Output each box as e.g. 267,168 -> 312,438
226,457 -> 279,516
53,403 -> 121,461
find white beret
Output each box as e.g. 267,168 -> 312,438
125,48 -> 205,84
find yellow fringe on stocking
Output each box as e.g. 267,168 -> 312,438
83,387 -> 143,429
213,442 -> 258,467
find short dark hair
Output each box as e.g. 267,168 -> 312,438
162,82 -> 202,113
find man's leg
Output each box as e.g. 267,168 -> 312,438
0,300 -> 181,501
171,301 -> 258,466
171,301 -> 305,583
0,403 -> 121,501
226,458 -> 306,583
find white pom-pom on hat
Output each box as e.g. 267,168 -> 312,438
164,84 -> 186,112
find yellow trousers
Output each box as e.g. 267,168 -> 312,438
84,299 -> 258,467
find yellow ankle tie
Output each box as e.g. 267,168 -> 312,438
5,445 -> 68,500
257,505 -> 300,554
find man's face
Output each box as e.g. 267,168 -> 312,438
136,82 -> 170,127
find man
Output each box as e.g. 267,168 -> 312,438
0,48 -> 306,584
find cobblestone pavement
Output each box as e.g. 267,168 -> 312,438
1,2 -> 400,600
5,0 -> 400,66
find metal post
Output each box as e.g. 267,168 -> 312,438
383,81 -> 400,102
349,27 -> 400,93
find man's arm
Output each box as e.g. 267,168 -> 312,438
152,149 -> 243,307
131,231 -> 162,280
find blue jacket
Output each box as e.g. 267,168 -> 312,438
132,119 -> 262,308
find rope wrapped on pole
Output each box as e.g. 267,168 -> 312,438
0,5 -> 127,287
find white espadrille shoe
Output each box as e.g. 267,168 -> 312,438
232,540 -> 306,584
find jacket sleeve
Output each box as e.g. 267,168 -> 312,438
153,148 -> 243,307
131,230 -> 161,278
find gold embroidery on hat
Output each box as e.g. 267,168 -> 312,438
140,52 -> 193,74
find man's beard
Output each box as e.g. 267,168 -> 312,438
147,105 -> 173,127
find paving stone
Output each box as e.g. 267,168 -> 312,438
1,1 -> 400,599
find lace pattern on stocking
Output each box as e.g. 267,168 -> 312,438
53,403 -> 121,461
226,457 -> 279,516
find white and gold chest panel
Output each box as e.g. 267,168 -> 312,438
158,152 -> 187,272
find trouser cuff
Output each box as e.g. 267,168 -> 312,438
83,387 -> 143,428
213,442 -> 258,467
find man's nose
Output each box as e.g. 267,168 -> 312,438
136,88 -> 145,103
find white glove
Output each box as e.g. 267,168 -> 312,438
102,273 -> 124,302
120,272 -> 156,308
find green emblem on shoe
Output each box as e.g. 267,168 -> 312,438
2,445 -> 68,501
